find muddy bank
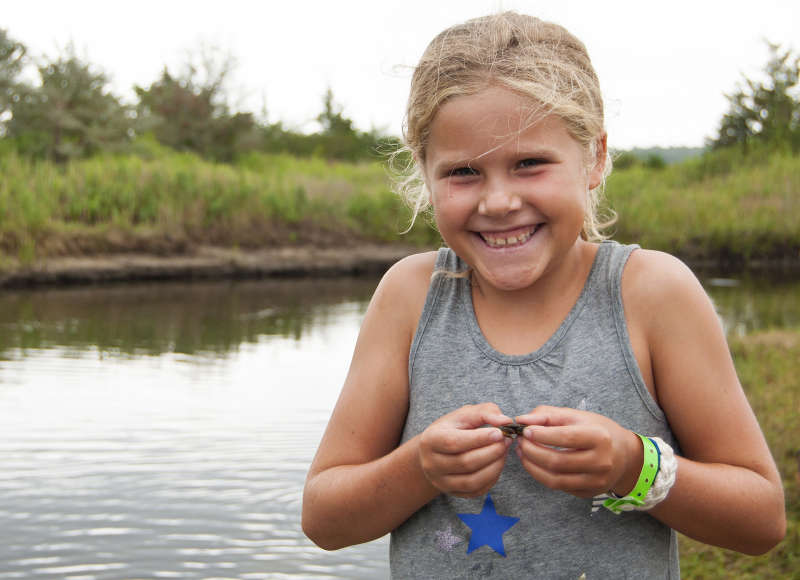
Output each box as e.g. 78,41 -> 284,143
2,243 -> 797,290
0,245 -> 420,289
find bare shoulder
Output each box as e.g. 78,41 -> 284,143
368,250 -> 437,334
623,248 -> 703,301
621,248 -> 712,332
379,250 -> 438,293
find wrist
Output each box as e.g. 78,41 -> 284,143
611,430 -> 644,497
413,434 -> 446,495
593,435 -> 677,515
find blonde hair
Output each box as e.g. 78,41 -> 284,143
394,11 -> 615,241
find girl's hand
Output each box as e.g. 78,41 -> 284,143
418,403 -> 513,498
515,406 -> 641,499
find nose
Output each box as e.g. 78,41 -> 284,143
478,188 -> 522,216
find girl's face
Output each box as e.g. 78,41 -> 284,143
423,86 -> 605,293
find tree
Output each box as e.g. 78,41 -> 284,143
309,87 -> 383,161
134,45 -> 258,162
0,29 -> 27,136
5,44 -> 131,161
135,67 -> 216,153
711,42 -> 800,150
316,87 -> 356,136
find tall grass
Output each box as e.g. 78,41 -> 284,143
607,147 -> 799,262
0,149 -> 438,262
0,144 -> 797,263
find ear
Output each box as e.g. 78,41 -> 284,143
588,133 -> 608,190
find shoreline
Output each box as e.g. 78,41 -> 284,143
0,245 -> 419,289
1,244 -> 798,289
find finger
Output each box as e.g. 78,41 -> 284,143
432,438 -> 512,475
429,423 -> 506,455
522,424 -> 608,451
517,447 -> 608,495
452,403 -> 513,430
516,405 -> 585,428
517,438 -> 603,474
440,453 -> 509,497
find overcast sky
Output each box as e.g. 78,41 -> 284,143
4,0 -> 798,150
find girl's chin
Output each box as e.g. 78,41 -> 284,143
472,264 -> 542,292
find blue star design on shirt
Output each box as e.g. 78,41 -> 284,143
457,494 -> 520,557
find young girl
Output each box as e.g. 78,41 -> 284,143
302,12 -> 785,578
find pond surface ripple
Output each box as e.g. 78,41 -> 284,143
0,278 -> 389,579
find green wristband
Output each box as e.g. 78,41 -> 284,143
603,434 -> 659,514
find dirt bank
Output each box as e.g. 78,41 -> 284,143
3,242 -> 796,290
0,244 -> 420,289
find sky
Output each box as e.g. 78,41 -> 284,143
3,0 -> 799,150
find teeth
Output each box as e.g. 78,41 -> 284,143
482,227 -> 537,248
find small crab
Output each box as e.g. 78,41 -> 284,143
498,422 -> 526,438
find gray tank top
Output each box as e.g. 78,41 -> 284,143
390,241 -> 680,579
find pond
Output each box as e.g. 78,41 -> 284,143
0,270 -> 797,579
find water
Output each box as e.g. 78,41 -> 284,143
0,272 -> 797,579
0,279 -> 388,579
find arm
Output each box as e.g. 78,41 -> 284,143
302,253 -> 511,550
302,253 -> 435,550
516,250 -> 785,554
624,250 -> 785,554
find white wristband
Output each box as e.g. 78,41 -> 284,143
638,437 -> 677,510
591,436 -> 677,514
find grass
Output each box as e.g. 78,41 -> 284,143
606,147 -> 800,263
0,143 -> 798,266
0,149 -> 439,264
678,329 -> 800,578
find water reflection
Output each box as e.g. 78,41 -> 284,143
0,272 -> 797,579
1,272 -> 797,360
0,278 -> 379,358
0,278 -> 388,579
701,273 -> 800,336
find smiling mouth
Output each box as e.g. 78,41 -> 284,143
479,225 -> 541,248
